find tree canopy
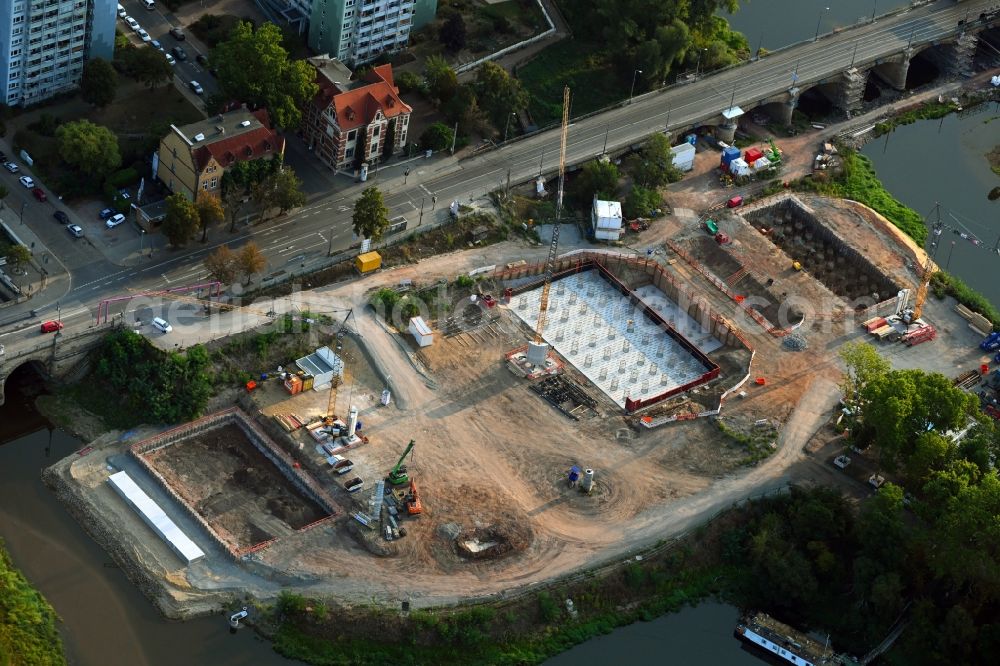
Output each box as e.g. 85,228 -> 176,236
474,62 -> 529,131
55,120 -> 121,182
352,186 -> 390,242
439,12 -> 467,52
572,159 -> 619,207
81,58 -> 118,107
204,244 -> 238,284
162,193 -> 200,246
628,132 -> 684,188
120,46 -> 173,89
212,22 -> 319,129
196,194 -> 225,242
237,242 -> 266,285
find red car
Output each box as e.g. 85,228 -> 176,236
32,187 -> 47,202
40,320 -> 63,333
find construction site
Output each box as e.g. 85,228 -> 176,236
45,90 -> 996,618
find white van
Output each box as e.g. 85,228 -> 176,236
151,317 -> 172,333
142,0 -> 156,9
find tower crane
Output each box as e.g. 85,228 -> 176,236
533,86 -> 571,346
325,309 -> 354,423
903,255 -> 935,325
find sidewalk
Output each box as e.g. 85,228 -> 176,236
0,213 -> 70,323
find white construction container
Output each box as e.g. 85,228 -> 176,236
728,157 -> 752,177
408,316 -> 434,347
670,142 -> 696,172
591,199 -> 623,241
751,156 -> 772,172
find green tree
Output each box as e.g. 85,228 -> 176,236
904,431 -> 952,488
237,242 -> 266,285
81,58 -> 118,107
123,46 -> 173,89
474,62 -> 529,131
572,159 -> 619,207
162,193 -> 200,246
203,244 -> 238,284
442,84 -> 481,128
623,185 -> 662,219
424,55 -> 458,103
272,167 -> 306,215
352,186 -> 389,242
3,244 -> 31,273
212,22 -> 319,129
0,183 -> 8,210
629,133 -> 683,188
196,193 -> 225,242
839,340 -> 890,409
439,12 -> 467,52
420,122 -> 454,152
55,120 -> 121,183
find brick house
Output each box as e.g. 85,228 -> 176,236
156,108 -> 286,201
302,56 -> 412,170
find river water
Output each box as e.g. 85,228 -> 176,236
543,602 -> 763,665
862,107 -> 1000,307
726,0 -> 912,52
0,373 -> 291,666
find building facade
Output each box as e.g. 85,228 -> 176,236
0,0 -> 115,107
156,108 -> 286,202
307,0 -> 437,65
302,59 -> 411,170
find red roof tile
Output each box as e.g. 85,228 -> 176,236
191,109 -> 285,171
314,64 -> 411,133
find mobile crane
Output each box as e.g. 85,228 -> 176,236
902,256 -> 935,325
387,439 -> 416,486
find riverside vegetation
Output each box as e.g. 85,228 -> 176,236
0,540 -> 65,666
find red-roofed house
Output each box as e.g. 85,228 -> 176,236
302,58 -> 412,170
156,108 -> 286,201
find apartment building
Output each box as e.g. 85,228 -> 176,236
157,108 -> 286,202
0,0 -> 115,107
307,0 -> 437,65
302,57 -> 411,169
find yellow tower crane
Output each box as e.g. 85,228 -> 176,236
534,86 -> 571,344
904,255 -> 936,324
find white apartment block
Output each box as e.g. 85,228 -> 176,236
0,0 -> 115,107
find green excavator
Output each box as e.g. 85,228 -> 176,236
387,440 -> 416,485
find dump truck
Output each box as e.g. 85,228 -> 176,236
344,477 -> 365,493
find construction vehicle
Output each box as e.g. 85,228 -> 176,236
766,138 -> 782,165
532,86 -> 571,345
387,439 -> 415,486
344,477 -> 365,493
903,324 -> 936,346
980,331 -> 1000,352
403,480 -> 423,515
902,256 -> 935,324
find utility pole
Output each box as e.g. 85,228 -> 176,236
850,40 -> 860,68
328,225 -> 336,256
418,197 -> 425,227
449,122 -> 458,155
506,168 -> 511,195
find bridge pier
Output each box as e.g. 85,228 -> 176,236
714,119 -> 738,145
837,68 -> 868,118
0,325 -> 112,407
872,51 -> 912,91
948,32 -> 979,78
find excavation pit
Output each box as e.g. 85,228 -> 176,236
131,409 -> 339,558
510,264 -> 720,412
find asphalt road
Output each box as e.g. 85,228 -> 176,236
1,0 -> 997,354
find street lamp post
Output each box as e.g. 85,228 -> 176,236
814,6 -> 830,42
503,112 -> 517,143
695,48 -> 707,76
403,167 -> 411,184
19,201 -> 25,224
628,69 -> 643,104
871,0 -> 878,22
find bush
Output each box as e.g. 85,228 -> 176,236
537,591 -> 559,622
623,185 -> 662,219
455,274 -> 474,288
420,123 -> 455,152
396,70 -> 424,95
106,167 -> 140,189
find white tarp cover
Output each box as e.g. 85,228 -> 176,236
107,471 -> 205,564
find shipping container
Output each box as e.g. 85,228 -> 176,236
744,147 -> 765,163
721,146 -> 741,165
355,251 -> 382,274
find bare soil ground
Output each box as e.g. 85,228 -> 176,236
144,424 -> 327,550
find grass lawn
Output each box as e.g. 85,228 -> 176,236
517,39 -> 626,128
12,83 -> 203,199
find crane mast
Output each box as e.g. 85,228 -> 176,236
534,86 -> 571,343
326,309 -> 354,421
909,256 -> 935,323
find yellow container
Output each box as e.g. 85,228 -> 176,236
355,251 -> 382,274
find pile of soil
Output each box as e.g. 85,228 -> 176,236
453,521 -> 533,561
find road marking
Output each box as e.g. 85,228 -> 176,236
420,185 -> 432,196
161,273 -> 172,284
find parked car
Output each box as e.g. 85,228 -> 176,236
137,29 -> 151,43
3,161 -> 19,173
195,53 -> 209,66
164,53 -> 175,65
40,321 -> 64,334
31,187 -> 46,202
106,213 -> 126,228
172,46 -> 187,61
150,39 -> 162,51
53,211 -> 69,224
98,207 -> 115,219
18,175 -> 34,188
117,4 -> 127,18
67,224 -> 84,238
125,17 -> 139,31
151,317 -> 172,333
170,27 -> 185,41
189,80 -> 204,95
